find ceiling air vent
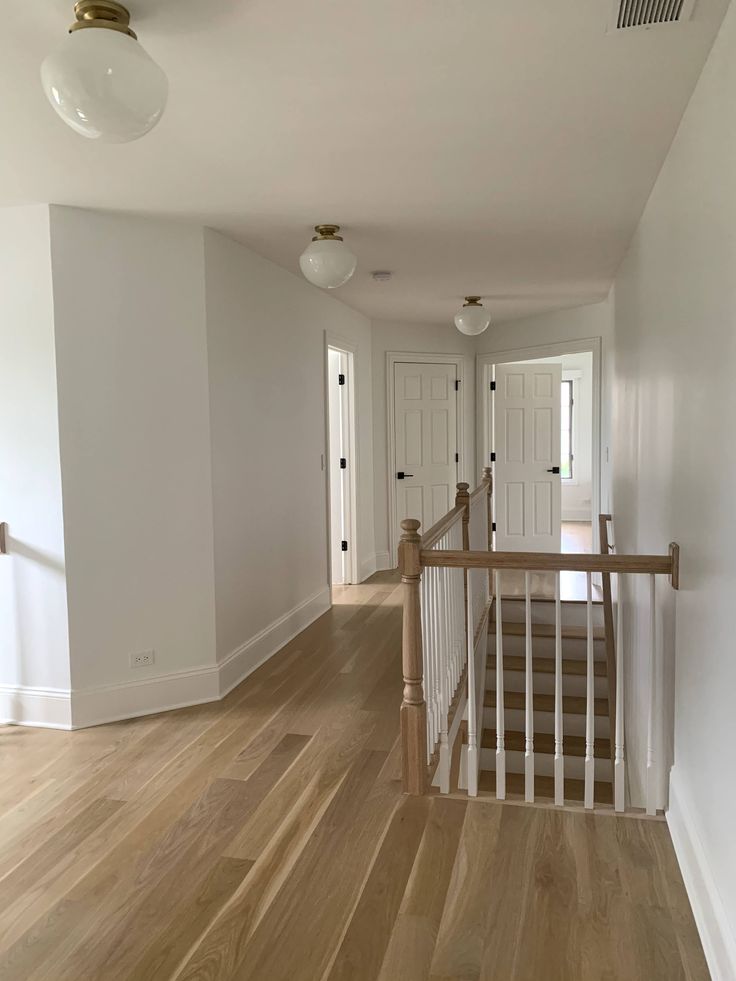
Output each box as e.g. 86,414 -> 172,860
611,0 -> 697,31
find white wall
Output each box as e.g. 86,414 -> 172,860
610,4 -> 736,974
371,320 -> 476,564
49,208 -> 218,710
203,229 -> 375,666
0,206 -> 71,724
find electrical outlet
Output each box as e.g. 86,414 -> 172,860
130,650 -> 155,669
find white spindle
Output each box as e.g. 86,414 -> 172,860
466,573 -> 478,796
495,570 -> 505,800
554,572 -> 564,806
646,573 -> 657,816
614,573 -> 625,812
584,571 -> 595,809
525,571 -> 534,803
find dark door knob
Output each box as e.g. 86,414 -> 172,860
547,467 -> 561,474
396,472 -> 415,479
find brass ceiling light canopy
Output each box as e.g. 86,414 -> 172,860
454,296 -> 491,336
300,225 -> 358,289
68,1 -> 137,38
40,1 -> 168,142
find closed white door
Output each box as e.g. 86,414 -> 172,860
394,362 -> 458,547
493,362 -> 562,552
328,348 -> 353,584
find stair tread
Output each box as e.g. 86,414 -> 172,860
479,770 -> 613,805
488,654 -> 607,677
482,728 -> 610,759
484,689 -> 608,716
490,620 -> 605,641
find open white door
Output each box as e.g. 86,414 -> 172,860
493,362 -> 562,552
328,348 -> 355,584
394,362 -> 458,547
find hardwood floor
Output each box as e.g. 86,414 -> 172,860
0,572 -> 707,980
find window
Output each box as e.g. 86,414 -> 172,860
561,379 -> 573,479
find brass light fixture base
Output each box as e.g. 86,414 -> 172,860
69,1 -> 137,38
464,296 -> 483,306
312,224 -> 344,242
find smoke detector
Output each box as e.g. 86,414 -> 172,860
608,0 -> 696,31
371,271 -> 393,283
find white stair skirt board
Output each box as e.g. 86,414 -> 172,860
667,768 -> 736,981
7,586 -> 332,730
0,685 -> 73,729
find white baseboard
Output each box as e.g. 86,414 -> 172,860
667,768 -> 736,980
217,586 -> 331,696
3,586 -> 332,731
0,684 -> 73,729
359,553 -> 378,583
374,551 -> 393,572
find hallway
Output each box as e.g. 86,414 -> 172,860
0,574 -> 707,980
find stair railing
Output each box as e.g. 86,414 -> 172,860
400,506 -> 679,814
399,471 -> 492,795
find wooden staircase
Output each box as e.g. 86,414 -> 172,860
478,593 -> 612,805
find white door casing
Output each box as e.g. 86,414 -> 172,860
393,361 -> 459,544
493,362 -> 562,552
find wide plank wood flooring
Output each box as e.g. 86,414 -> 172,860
0,571 -> 708,980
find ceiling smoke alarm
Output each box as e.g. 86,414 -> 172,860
371,271 -> 393,283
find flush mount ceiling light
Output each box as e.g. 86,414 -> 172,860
454,296 -> 491,336
299,225 -> 357,290
40,1 -> 168,143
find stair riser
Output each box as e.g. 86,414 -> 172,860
487,668 -> 607,699
497,598 -> 604,630
479,747 -> 612,782
490,634 -> 606,662
484,705 -> 610,738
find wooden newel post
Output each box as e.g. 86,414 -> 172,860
456,482 -> 470,551
399,518 -> 427,795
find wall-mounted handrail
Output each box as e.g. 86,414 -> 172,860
420,548 -> 679,583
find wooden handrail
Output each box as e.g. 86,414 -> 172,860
469,479 -> 489,502
421,548 -> 679,582
420,505 -> 465,551
0,523 -> 6,555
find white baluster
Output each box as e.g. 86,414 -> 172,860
584,571 -> 595,809
525,571 -> 534,803
554,571 -> 564,806
495,570 -> 505,800
467,571 -> 478,796
646,573 -> 657,816
614,573 -> 625,812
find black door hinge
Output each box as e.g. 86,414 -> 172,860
338,373 -> 345,385
455,453 -> 459,463
490,381 -> 496,391
341,540 -> 348,552
454,379 -> 460,391
340,458 -> 347,469
492,522 -> 497,532
490,452 -> 496,462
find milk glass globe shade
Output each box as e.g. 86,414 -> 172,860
454,298 -> 491,336
300,234 -> 357,290
41,28 -> 168,143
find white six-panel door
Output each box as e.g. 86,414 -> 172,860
493,362 -> 562,552
394,362 -> 458,545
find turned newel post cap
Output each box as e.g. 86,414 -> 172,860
456,482 -> 470,492
482,466 -> 492,478
400,518 -> 421,535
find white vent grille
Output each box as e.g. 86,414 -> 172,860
612,0 -> 696,30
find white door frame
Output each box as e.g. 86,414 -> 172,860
476,337 -> 602,552
387,351 -> 466,566
324,332 -> 359,590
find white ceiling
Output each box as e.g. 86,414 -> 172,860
2,0 -> 730,324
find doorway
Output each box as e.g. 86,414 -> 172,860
478,340 -> 601,555
326,344 -> 357,585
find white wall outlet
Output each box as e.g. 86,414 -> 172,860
130,650 -> 155,669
